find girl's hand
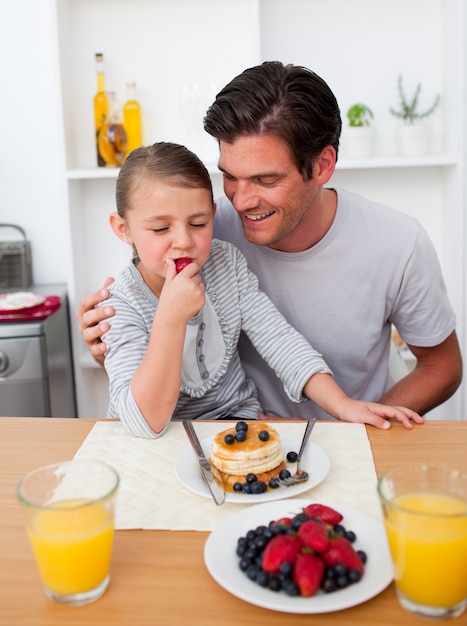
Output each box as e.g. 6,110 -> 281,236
158,259 -> 206,323
338,398 -> 424,430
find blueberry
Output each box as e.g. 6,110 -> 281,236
286,451 -> 298,463
344,530 -> 357,543
258,430 -> 270,441
268,477 -> 280,489
268,576 -> 282,592
235,430 -> 247,442
233,482 -> 243,492
348,569 -> 362,584
256,570 -> 269,587
235,421 -> 248,432
246,473 -> 257,484
322,577 -> 338,593
224,433 -> 235,445
334,524 -> 346,537
357,549 -> 368,564
238,557 -> 251,572
282,580 -> 300,596
279,561 -> 293,577
250,480 -> 267,494
279,469 -> 291,480
242,483 -> 252,494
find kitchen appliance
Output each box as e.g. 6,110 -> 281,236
0,284 -> 77,417
0,224 -> 33,290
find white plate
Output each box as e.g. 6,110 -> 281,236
0,291 -> 45,312
174,433 -> 330,504
204,499 -> 393,613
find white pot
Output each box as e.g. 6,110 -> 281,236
341,126 -> 374,159
397,124 -> 432,157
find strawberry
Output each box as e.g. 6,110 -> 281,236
293,552 -> 325,597
303,503 -> 343,526
261,534 -> 302,573
175,257 -> 192,273
297,519 -> 329,552
321,536 -> 364,574
273,517 -> 293,529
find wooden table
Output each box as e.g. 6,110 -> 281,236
1,417 -> 466,626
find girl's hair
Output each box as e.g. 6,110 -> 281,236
115,142 -> 213,218
203,61 -> 341,181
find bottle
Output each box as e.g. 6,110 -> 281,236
93,53 -> 108,167
123,81 -> 142,157
97,92 -> 128,167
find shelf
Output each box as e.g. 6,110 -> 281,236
67,153 -> 457,181
336,154 -> 458,170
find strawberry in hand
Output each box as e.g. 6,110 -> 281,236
175,257 -> 193,273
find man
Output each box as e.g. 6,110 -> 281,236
78,62 -> 462,423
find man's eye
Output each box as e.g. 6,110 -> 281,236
257,178 -> 278,187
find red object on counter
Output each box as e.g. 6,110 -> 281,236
0,296 -> 61,322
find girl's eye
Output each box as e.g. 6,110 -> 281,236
152,227 -> 168,233
191,222 -> 206,228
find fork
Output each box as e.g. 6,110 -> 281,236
279,418 -> 316,486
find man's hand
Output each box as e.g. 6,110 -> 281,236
76,277 -> 115,368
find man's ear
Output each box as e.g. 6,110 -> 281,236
313,145 -> 337,184
109,212 -> 132,244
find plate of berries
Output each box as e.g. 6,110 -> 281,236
204,500 -> 393,613
174,433 -> 330,503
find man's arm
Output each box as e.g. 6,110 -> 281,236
379,330 -> 462,414
76,277 -> 115,368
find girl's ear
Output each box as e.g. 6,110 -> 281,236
110,212 -> 132,244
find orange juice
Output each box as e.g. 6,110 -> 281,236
384,492 -> 467,608
27,499 -> 115,595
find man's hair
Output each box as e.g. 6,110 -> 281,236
204,61 -> 341,180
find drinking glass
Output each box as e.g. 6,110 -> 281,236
17,460 -> 119,606
378,463 -> 467,620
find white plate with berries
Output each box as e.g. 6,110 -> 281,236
204,499 -> 393,613
174,434 -> 330,503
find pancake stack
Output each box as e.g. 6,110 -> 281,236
210,422 -> 285,489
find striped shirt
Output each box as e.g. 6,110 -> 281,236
102,238 -> 331,438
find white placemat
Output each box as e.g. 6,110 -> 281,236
73,420 -> 382,530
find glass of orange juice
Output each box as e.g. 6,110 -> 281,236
378,463 -> 467,620
17,460 -> 119,606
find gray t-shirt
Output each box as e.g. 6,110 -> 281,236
213,187 -> 456,420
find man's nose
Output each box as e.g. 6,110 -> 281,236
231,180 -> 257,211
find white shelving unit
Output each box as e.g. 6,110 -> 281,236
54,0 -> 465,419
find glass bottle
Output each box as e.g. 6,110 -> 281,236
123,81 -> 142,157
97,92 -> 128,167
93,53 -> 108,167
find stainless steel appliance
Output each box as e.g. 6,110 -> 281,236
0,284 -> 77,417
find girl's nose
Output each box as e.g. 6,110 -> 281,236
172,226 -> 192,250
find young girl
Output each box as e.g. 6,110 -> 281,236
102,142 -> 422,437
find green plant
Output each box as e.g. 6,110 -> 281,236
390,74 -> 440,125
346,103 -> 374,127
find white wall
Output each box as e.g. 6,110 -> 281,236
0,0 -> 69,286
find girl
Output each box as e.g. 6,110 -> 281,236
102,142 -> 422,437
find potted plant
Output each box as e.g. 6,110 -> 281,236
390,74 -> 440,157
342,103 -> 375,158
